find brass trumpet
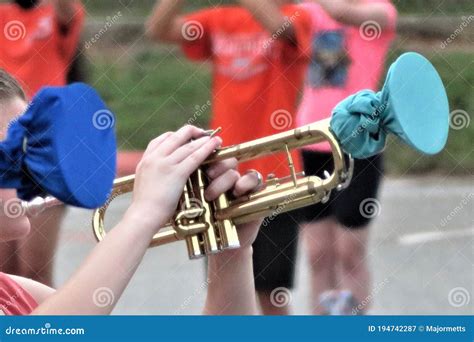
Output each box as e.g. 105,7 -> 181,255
92,118 -> 353,259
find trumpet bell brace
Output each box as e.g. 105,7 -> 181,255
0,83 -> 117,208
330,52 -> 449,159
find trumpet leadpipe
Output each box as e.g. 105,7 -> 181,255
21,196 -> 63,216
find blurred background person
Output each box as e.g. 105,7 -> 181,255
146,0 -> 311,315
296,0 -> 397,314
0,0 -> 84,286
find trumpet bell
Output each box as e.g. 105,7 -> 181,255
330,52 -> 449,158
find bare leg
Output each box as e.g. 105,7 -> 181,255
17,206 -> 66,286
302,218 -> 338,314
257,291 -> 291,315
335,226 -> 370,311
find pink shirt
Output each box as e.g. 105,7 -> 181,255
297,0 -> 397,151
0,273 -> 37,315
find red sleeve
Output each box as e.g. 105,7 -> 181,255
181,9 -> 215,61
0,273 -> 37,316
57,2 -> 85,62
283,6 -> 312,60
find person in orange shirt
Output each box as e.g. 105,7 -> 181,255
146,0 -> 311,315
0,0 -> 84,287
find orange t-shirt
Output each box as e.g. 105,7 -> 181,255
0,273 -> 37,315
0,2 -> 84,98
182,5 -> 311,179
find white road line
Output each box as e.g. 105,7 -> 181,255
398,227 -> 474,246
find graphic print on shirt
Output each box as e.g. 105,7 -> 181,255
307,29 -> 350,88
212,32 -> 278,80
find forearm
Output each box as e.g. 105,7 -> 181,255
316,0 -> 390,28
238,0 -> 296,43
146,0 -> 184,42
203,247 -> 258,315
52,0 -> 80,27
32,208 -> 160,315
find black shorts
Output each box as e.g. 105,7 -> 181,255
252,211 -> 300,291
298,150 -> 384,228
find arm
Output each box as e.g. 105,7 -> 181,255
315,0 -> 392,28
205,247 -> 258,315
31,126 -> 223,314
238,0 -> 297,44
202,164 -> 262,315
51,0 -> 81,28
146,0 -> 186,43
31,210 -> 163,314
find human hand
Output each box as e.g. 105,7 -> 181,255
205,161 -> 263,249
126,125 -> 222,233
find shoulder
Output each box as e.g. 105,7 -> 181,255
6,274 -> 55,305
295,2 -> 342,31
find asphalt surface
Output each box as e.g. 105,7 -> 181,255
55,177 -> 473,315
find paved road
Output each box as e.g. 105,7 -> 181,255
55,177 -> 473,315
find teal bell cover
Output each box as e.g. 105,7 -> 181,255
330,52 -> 449,158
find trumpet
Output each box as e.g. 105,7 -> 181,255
92,119 -> 353,259
22,118 -> 353,260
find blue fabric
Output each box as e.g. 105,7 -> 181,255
0,83 -> 116,208
330,52 -> 449,159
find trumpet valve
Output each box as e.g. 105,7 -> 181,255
265,172 -> 305,187
214,193 -> 240,251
